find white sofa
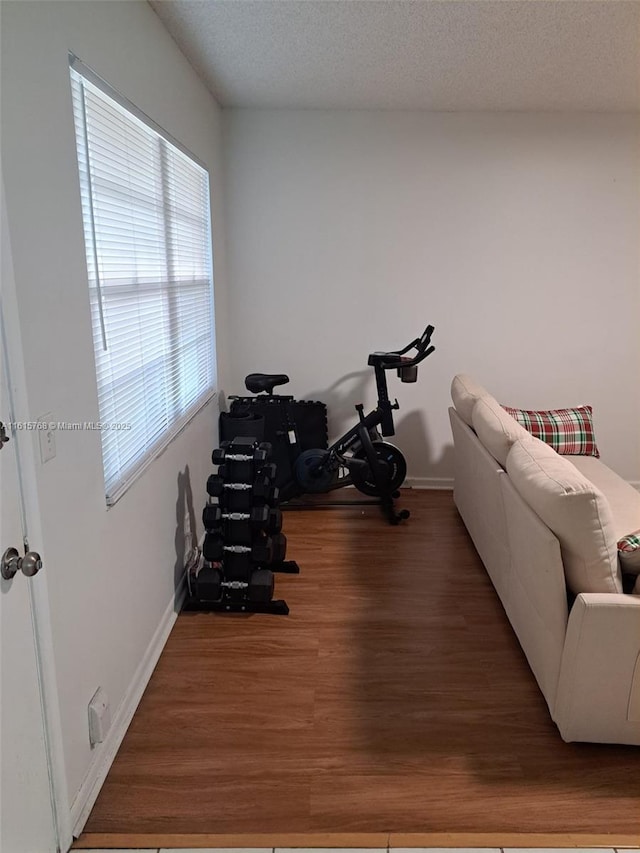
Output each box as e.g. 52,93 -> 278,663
449,374 -> 640,745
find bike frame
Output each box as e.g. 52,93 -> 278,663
312,397 -> 397,491
239,326 -> 435,511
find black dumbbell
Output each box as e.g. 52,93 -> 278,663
267,484 -> 280,506
212,443 -> 269,466
206,473 -> 273,499
210,484 -> 279,513
203,533 -> 273,564
202,504 -> 222,529
271,532 -> 287,563
202,505 -> 270,532
203,532 -> 226,562
215,460 -> 277,483
248,569 -> 274,603
253,535 -> 274,564
211,446 -> 227,466
194,566 -> 222,602
251,505 -> 271,528
260,462 -> 277,482
222,506 -> 270,527
219,550 -> 254,583
267,507 -> 282,534
206,474 -> 224,497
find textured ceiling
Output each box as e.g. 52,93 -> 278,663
149,0 -> 640,111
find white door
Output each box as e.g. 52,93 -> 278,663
1,187 -> 58,852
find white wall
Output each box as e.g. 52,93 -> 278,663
222,110 -> 640,485
1,0 -> 229,813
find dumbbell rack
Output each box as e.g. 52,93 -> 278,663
184,437 -> 299,615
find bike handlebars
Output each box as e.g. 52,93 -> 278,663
367,325 -> 435,370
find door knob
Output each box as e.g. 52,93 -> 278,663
1,547 -> 43,580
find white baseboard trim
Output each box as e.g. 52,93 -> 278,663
70,578 -> 187,837
405,477 -> 454,490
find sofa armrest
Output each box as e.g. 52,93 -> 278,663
554,593 -> 640,745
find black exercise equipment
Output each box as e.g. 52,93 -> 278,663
222,397 -> 329,498
184,437 -> 300,616
230,326 -> 435,525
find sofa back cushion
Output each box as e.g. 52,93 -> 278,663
506,438 -> 622,594
451,374 -> 488,426
472,394 -> 533,468
564,455 -> 640,544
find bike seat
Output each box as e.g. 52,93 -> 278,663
244,373 -> 290,395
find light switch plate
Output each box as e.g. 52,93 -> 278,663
37,412 -> 56,463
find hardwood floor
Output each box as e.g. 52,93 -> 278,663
79,490 -> 640,844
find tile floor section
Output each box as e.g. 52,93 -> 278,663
80,847 -> 637,853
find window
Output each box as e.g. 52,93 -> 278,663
70,56 -> 215,505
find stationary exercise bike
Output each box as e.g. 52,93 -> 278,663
242,325 -> 435,524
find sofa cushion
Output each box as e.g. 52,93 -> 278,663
506,438 -> 622,595
472,394 -> 533,468
451,374 -> 489,427
502,404 -> 600,457
617,531 -> 640,574
566,455 -> 640,544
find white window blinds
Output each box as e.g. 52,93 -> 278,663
70,58 -> 215,505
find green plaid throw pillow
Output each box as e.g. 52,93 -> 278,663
618,530 -> 640,574
502,404 -> 599,457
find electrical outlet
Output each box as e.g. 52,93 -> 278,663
37,412 -> 56,463
88,687 -> 111,747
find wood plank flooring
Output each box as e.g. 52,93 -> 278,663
80,491 -> 640,842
